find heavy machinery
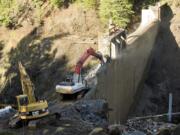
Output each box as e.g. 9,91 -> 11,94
56,47 -> 105,100
9,62 -> 49,128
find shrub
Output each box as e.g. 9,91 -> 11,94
78,0 -> 99,9
0,0 -> 17,26
99,0 -> 134,28
50,0 -> 64,8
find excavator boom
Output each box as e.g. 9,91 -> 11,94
75,47 -> 104,74
18,62 -> 36,103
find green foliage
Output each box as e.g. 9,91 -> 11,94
0,0 -> 66,27
99,0 -> 134,28
77,0 -> 99,9
0,0 -> 18,26
141,0 -> 160,8
50,0 -> 64,8
32,0 -> 44,7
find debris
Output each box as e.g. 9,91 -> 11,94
28,120 -> 40,129
157,128 -> 171,135
108,124 -> 124,135
172,124 -> 180,135
0,106 -> 12,116
56,100 -> 109,128
128,112 -> 180,121
89,127 -> 107,135
123,131 -> 146,135
126,119 -> 176,135
0,106 -> 16,119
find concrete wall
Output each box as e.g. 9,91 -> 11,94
88,5 -> 161,123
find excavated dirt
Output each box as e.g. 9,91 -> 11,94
132,4 -> 180,117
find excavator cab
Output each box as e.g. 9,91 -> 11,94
59,75 -> 75,86
64,75 -> 73,83
16,95 -> 29,107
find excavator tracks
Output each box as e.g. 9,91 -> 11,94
9,114 -> 22,128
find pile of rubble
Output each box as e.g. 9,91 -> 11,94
126,119 -> 176,135
106,117 -> 180,135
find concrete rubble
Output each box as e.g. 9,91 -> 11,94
106,117 -> 180,135
126,118 -> 176,135
51,99 -> 109,128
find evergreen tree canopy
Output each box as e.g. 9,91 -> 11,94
99,0 -> 133,28
78,0 -> 99,9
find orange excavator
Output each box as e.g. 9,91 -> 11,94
55,47 -> 105,100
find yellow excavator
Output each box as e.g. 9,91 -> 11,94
9,62 -> 49,128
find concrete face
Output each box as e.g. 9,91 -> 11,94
95,23 -> 159,123
90,5 -> 161,123
98,34 -> 111,57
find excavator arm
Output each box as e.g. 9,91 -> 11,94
75,47 -> 104,74
18,62 -> 36,103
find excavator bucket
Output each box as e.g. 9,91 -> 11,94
18,62 -> 36,103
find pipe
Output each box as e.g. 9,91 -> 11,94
168,93 -> 173,122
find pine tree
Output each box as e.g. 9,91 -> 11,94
78,0 -> 99,9
50,0 -> 64,8
99,0 -> 133,28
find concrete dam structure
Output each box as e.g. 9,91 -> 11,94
87,5 -> 162,123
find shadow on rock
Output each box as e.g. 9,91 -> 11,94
0,26 -> 69,104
